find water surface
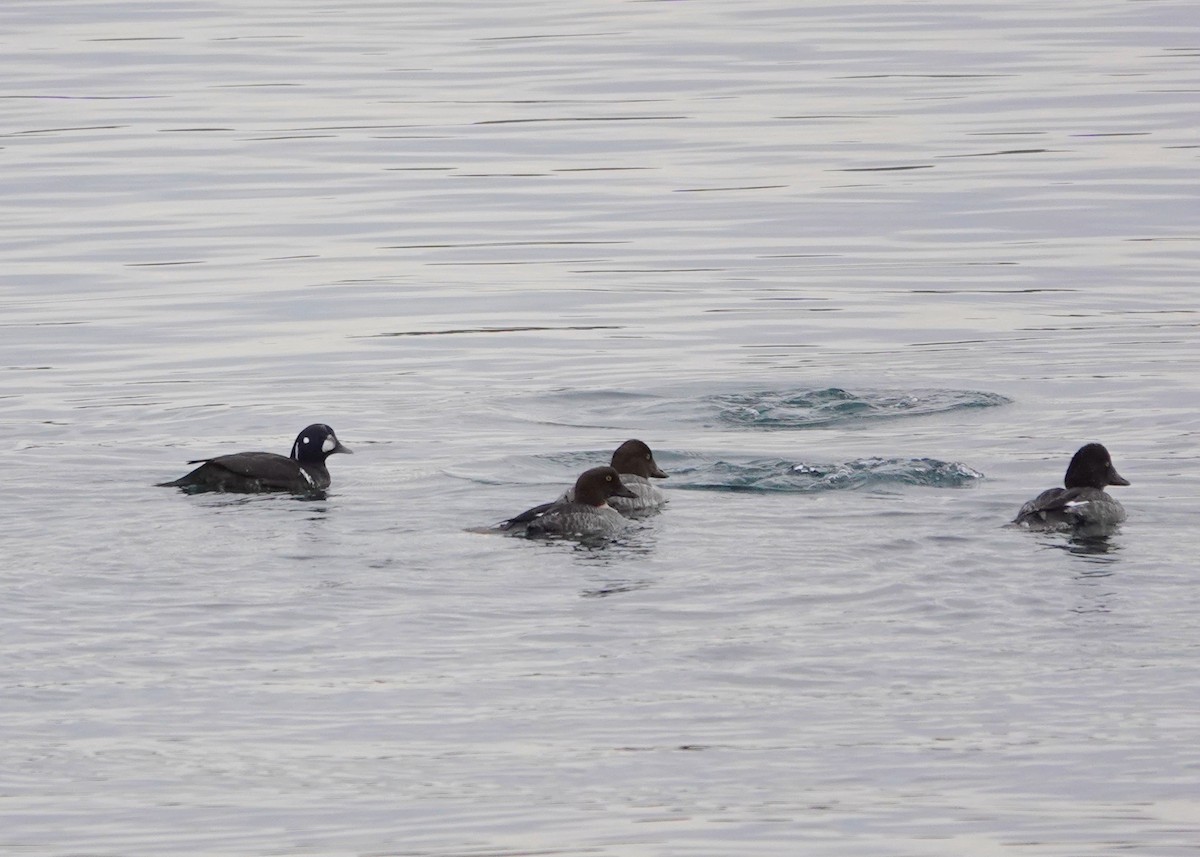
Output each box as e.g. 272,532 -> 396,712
3,1 -> 1200,855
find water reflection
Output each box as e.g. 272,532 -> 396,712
580,579 -> 651,599
1067,545 -> 1121,614
569,531 -> 657,556
1068,534 -> 1121,560
1040,531 -> 1122,562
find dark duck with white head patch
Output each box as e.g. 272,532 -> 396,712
158,423 -> 352,494
1013,442 -> 1129,530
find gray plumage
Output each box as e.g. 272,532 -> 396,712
1014,442 -> 1129,529
559,439 -> 669,516
501,466 -> 636,539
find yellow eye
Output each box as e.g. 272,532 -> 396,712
606,475 -> 612,481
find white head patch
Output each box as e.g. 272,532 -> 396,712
322,434 -> 337,453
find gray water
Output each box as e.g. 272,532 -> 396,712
3,1 -> 1200,854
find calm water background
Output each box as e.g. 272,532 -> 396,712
3,1 -> 1199,854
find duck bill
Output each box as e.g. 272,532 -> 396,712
1107,466 -> 1129,486
650,462 -> 668,479
332,440 -> 353,455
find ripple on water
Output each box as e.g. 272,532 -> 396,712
671,455 -> 985,493
711,387 -> 1012,429
461,448 -> 983,495
499,386 -> 1012,433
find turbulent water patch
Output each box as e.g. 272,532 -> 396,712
711,388 -> 1011,429
672,457 -> 985,493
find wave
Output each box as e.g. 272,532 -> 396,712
710,387 -> 1011,429
505,386 -> 1011,432
671,456 -> 985,493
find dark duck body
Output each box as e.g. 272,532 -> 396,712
158,424 -> 351,494
500,466 -> 636,539
1013,442 -> 1129,530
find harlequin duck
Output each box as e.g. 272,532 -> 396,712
1013,442 -> 1129,529
158,423 -> 351,494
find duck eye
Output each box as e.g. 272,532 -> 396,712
606,475 -> 612,481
